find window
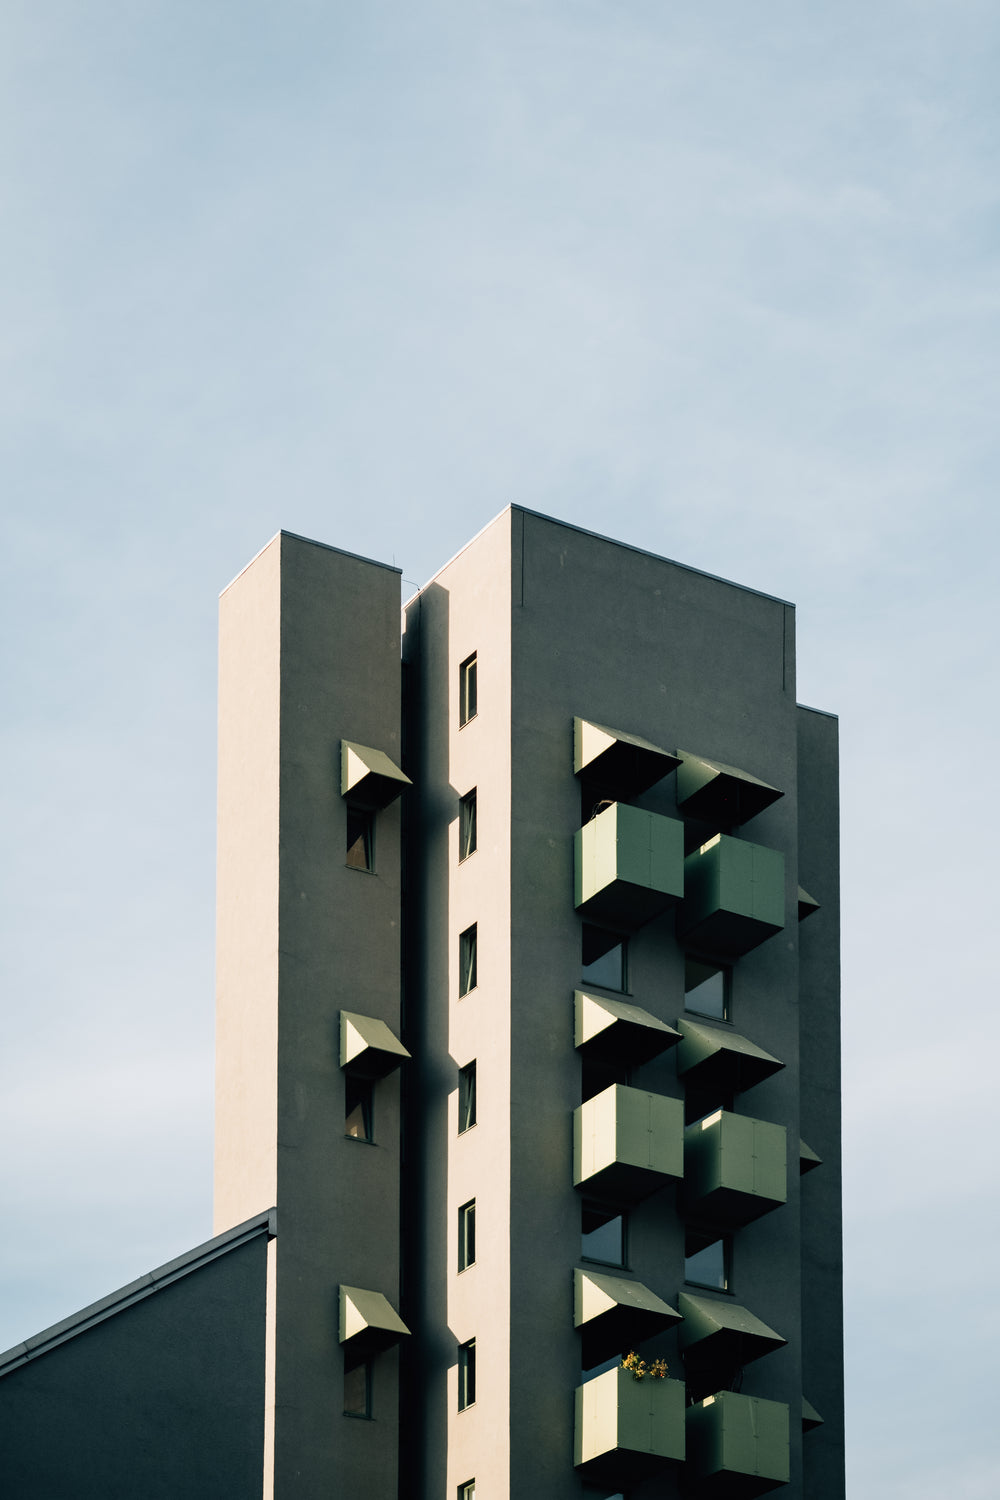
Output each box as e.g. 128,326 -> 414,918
345,1077 -> 374,1141
458,1338 -> 476,1410
685,957 -> 729,1019
581,924 -> 627,991
685,1233 -> 730,1291
345,805 -> 375,871
459,924 -> 477,996
458,1061 -> 477,1133
459,653 -> 478,726
343,1356 -> 372,1417
458,1200 -> 476,1271
581,1203 -> 626,1267
459,788 -> 477,861
458,1483 -> 476,1500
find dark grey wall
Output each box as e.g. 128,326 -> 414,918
0,1235 -> 267,1500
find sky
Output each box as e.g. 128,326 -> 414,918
1,2 -> 998,1494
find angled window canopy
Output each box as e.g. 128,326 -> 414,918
574,1267 -> 682,1369
575,803 -> 684,930
574,717 -> 681,800
802,1397 -> 824,1432
675,751 -> 783,829
677,1292 -> 786,1376
574,991 -> 681,1067
338,1284 -> 410,1359
683,1110 -> 787,1229
797,885 -> 820,921
340,1011 -> 410,1079
799,1139 -> 822,1175
676,1018 -> 784,1101
679,835 -> 785,957
340,740 -> 411,810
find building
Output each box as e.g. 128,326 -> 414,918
0,507 -> 843,1499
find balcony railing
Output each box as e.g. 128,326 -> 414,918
575,1364 -> 685,1484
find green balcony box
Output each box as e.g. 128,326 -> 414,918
574,1268 -> 682,1370
339,1011 -> 410,1080
340,739 -> 411,810
679,835 -> 785,957
575,803 -> 684,931
574,991 -> 681,1068
685,1391 -> 790,1497
338,1285 -> 410,1361
575,1364 -> 685,1484
683,1110 -> 786,1229
574,1085 -> 683,1205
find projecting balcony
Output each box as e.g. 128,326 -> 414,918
685,1391 -> 790,1496
574,1085 -> 683,1206
574,1268 -> 682,1370
678,835 -> 785,957
338,1285 -> 410,1360
574,991 -> 681,1068
676,1019 -> 784,1107
575,1364 -> 685,1484
340,739 -> 411,809
339,1011 -> 410,1080
575,803 -> 684,930
683,1110 -> 787,1229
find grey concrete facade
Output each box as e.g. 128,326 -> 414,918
0,509 -> 842,1500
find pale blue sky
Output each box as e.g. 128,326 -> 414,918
2,4 -> 999,1495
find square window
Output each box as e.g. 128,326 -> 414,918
581,1203 -> 626,1267
345,1077 -> 374,1141
458,1061 -> 477,1133
458,1338 -> 476,1410
581,924 -> 628,991
346,805 -> 375,871
459,924 -> 478,997
684,957 -> 729,1019
685,1233 -> 730,1290
458,1199 -> 476,1272
344,1357 -> 372,1417
459,788 -> 478,861
459,653 -> 478,727
458,1483 -> 476,1500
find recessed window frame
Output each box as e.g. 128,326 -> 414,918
684,955 -> 730,1021
580,1201 -> 628,1268
459,787 -> 478,861
581,923 -> 629,993
458,1338 -> 476,1410
345,804 -> 376,872
459,924 -> 478,997
345,1076 -> 374,1142
684,1231 -> 732,1292
458,1061 -> 477,1133
459,653 -> 478,727
343,1355 -> 373,1418
458,1199 -> 476,1272
458,1482 -> 476,1500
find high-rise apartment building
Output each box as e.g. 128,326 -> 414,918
0,508 -> 843,1500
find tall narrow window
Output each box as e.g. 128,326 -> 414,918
458,1483 -> 476,1500
458,1339 -> 476,1410
458,1061 -> 477,1133
459,788 -> 477,861
344,1356 -> 372,1417
459,924 -> 477,996
345,1077 -> 374,1141
459,653 -> 478,726
581,1202 -> 627,1267
581,924 -> 628,992
458,1200 -> 476,1271
346,806 -> 375,871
